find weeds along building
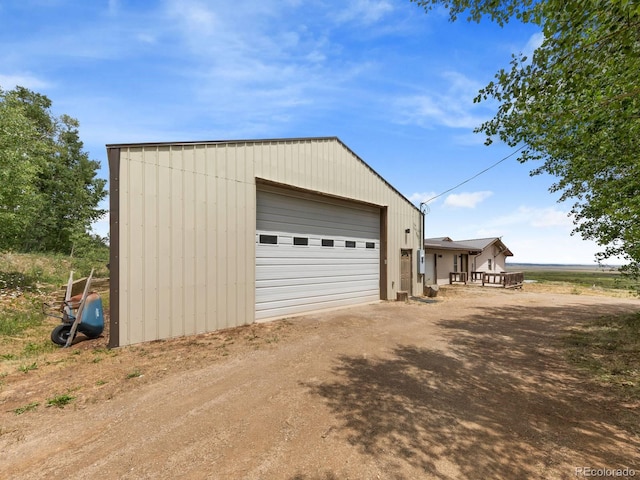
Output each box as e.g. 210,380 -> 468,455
107,137 -> 424,347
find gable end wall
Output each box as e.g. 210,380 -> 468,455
110,138 -> 422,346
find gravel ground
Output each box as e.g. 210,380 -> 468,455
1,285 -> 639,479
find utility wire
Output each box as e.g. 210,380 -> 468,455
422,144 -> 526,205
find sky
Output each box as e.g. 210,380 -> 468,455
0,0 -> 614,265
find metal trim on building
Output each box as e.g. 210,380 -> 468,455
107,147 -> 120,348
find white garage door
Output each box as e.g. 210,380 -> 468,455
256,189 -> 380,320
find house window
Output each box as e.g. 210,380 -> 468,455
293,237 -> 308,246
453,255 -> 458,273
259,234 -> 278,244
345,241 -> 356,248
488,259 -> 492,271
366,242 -> 375,249
321,239 -> 334,247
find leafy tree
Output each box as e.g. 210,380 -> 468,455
0,88 -> 50,249
411,0 -> 640,274
27,114 -> 107,253
0,86 -> 107,254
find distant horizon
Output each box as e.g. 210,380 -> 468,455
506,261 -> 624,269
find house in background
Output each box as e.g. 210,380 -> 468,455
424,237 -> 514,285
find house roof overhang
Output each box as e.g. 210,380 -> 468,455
424,239 -> 482,255
426,236 -> 514,257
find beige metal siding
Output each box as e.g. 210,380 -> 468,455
114,137 -> 422,346
117,144 -> 256,345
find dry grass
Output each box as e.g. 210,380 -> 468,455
523,281 -> 638,298
564,312 -> 640,401
0,252 -> 110,363
438,282 -> 640,401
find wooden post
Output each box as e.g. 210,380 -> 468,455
64,268 -> 94,348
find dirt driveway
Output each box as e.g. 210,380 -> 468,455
1,286 -> 639,479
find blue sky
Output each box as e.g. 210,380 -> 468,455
0,0 -> 611,264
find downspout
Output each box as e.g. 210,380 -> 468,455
421,209 -> 425,293
419,202 -> 430,291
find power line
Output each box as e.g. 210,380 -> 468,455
422,144 -> 526,205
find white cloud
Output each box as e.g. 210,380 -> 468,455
528,207 -> 572,228
486,206 -> 573,230
427,206 -> 604,264
464,205 -> 614,263
523,31 -> 544,60
0,73 -> 50,90
156,0 -> 379,132
334,0 -> 394,25
444,191 -> 493,208
425,208 -> 608,264
393,71 -> 492,130
0,9 -> 158,63
169,0 -> 219,37
505,233 -> 604,265
408,191 -> 439,206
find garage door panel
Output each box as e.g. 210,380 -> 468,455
257,192 -> 377,219
257,191 -> 379,239
257,207 -> 377,227
257,266 -> 377,277
256,266 -> 377,281
256,189 -> 380,320
256,279 -> 379,303
257,258 -> 378,266
257,217 -> 378,239
257,258 -> 378,268
256,291 -> 380,319
256,273 -> 378,288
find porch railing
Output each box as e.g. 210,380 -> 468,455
482,272 -> 524,288
470,271 -> 484,282
448,271 -> 524,288
449,272 -> 468,284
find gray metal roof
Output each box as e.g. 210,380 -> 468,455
424,238 -> 482,254
424,236 -> 513,256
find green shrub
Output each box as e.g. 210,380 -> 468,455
14,402 -> 39,415
46,393 -> 75,408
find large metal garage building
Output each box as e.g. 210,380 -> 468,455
107,137 -> 424,347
